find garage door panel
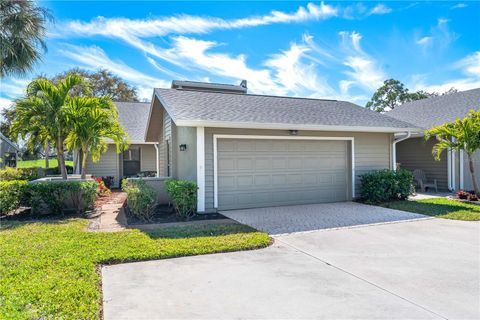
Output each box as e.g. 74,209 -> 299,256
217,139 -> 349,210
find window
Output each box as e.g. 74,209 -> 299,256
123,147 -> 141,177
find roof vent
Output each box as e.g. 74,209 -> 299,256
171,80 -> 248,94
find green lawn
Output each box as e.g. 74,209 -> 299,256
0,219 -> 270,319
16,159 -> 74,168
381,198 -> 480,221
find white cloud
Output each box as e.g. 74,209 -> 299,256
450,3 -> 467,10
59,45 -> 170,100
0,78 -> 30,98
416,36 -> 433,46
339,31 -> 385,92
164,36 -> 283,95
59,2 -> 338,39
369,4 -> 392,15
0,97 -> 14,113
416,78 -> 480,93
265,43 -> 335,97
411,51 -> 480,93
455,51 -> 480,77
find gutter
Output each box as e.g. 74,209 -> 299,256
392,131 -> 411,170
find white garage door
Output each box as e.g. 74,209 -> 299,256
217,138 -> 350,210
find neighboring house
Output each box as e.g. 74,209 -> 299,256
144,80 -> 419,212
0,132 -> 19,168
387,88 -> 480,191
75,102 -> 159,187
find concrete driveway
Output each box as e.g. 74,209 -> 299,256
102,205 -> 480,319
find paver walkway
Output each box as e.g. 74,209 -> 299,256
89,191 -> 127,232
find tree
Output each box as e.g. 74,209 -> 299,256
366,79 -> 458,112
64,96 -> 128,179
425,110 -> 480,196
11,74 -> 89,179
51,68 -> 139,101
0,105 -> 16,140
0,0 -> 52,77
366,79 -> 430,112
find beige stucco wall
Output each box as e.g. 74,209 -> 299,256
203,128 -> 393,211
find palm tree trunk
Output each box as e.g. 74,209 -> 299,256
81,150 -> 88,179
44,141 -> 49,169
56,137 -> 67,179
468,153 -> 480,196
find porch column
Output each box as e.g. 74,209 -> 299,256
460,150 -> 464,189
154,143 -> 160,177
196,127 -> 205,212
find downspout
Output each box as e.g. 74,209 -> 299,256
392,131 -> 411,170
154,143 -> 160,177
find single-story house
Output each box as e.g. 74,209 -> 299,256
74,101 -> 160,187
141,80 -> 420,212
0,132 -> 19,168
387,88 -> 480,191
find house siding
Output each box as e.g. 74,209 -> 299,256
140,144 -> 157,172
0,140 -> 18,168
396,137 -> 449,190
203,128 -> 392,211
173,126 -> 197,181
86,145 -> 120,186
86,143 -> 157,187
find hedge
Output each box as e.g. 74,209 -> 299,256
0,167 -> 40,181
29,181 -> 98,215
165,179 -> 197,220
0,180 -> 29,216
359,169 -> 413,204
122,179 -> 156,221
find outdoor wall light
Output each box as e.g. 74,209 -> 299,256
289,130 -> 298,135
179,144 -> 187,151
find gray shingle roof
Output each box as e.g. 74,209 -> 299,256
0,132 -> 19,151
155,88 -> 418,132
386,88 -> 480,129
115,101 -> 151,142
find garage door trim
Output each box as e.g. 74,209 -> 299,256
213,134 -> 355,209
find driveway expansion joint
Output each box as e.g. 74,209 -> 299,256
275,237 -> 448,320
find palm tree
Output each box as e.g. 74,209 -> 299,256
11,74 -> 88,179
425,110 -> 480,196
0,0 -> 52,77
64,96 -> 128,179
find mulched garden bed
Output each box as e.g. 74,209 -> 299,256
126,204 -> 227,225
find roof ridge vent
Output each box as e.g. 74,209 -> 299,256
171,80 -> 248,94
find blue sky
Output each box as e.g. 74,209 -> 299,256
1,1 -> 479,110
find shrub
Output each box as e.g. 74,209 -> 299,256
44,165 -> 74,176
29,181 -> 98,215
0,167 -> 40,181
92,176 -> 111,197
165,179 -> 197,220
0,180 -> 28,216
122,179 -> 156,221
456,190 -> 479,201
360,169 -> 413,204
